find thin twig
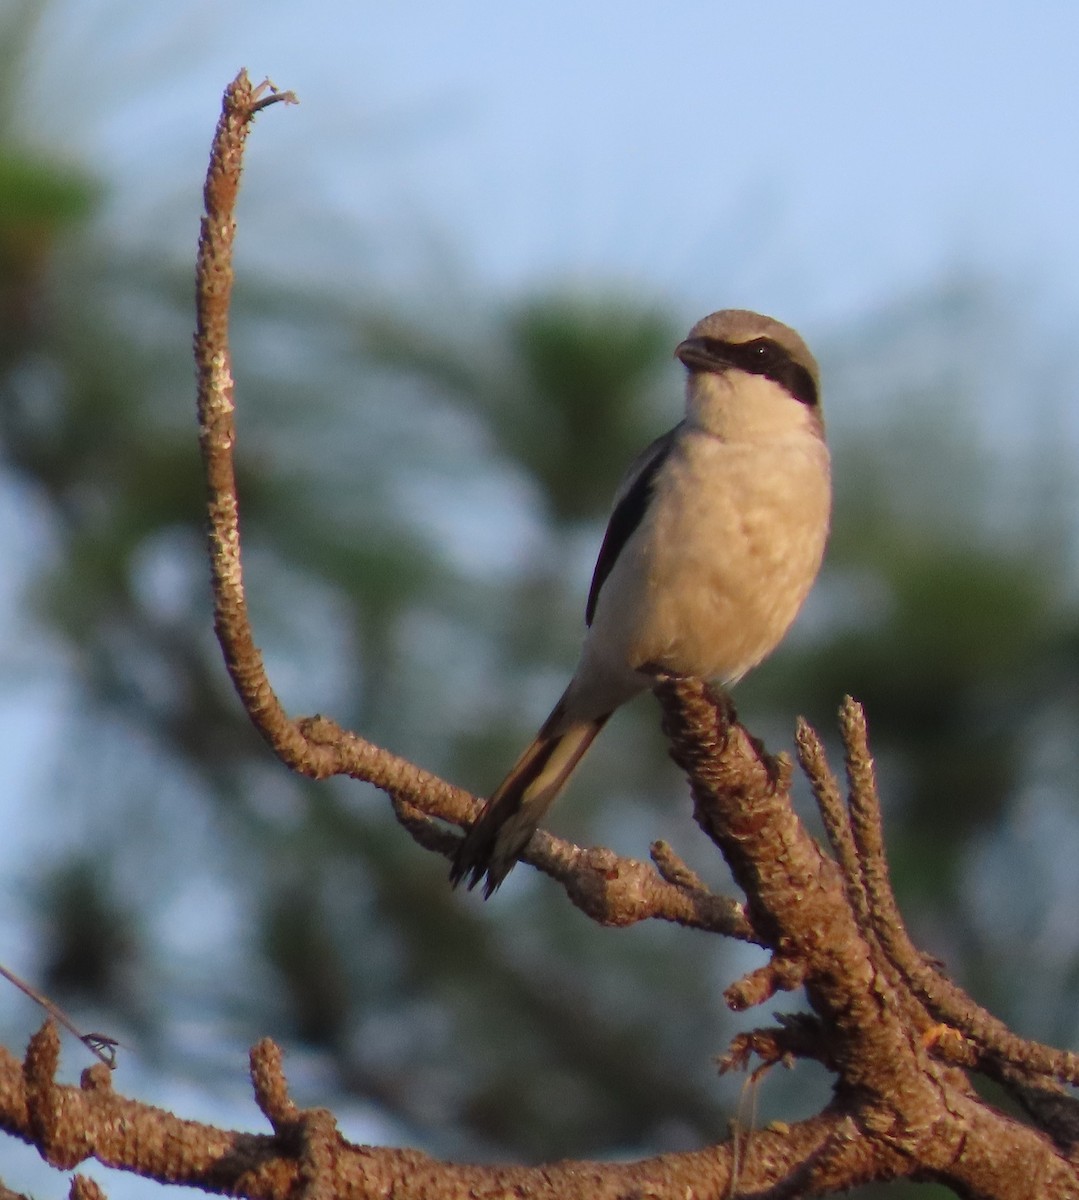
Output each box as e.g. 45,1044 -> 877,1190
795,719 -> 871,928
797,715 -> 933,1037
650,840 -> 709,892
0,963 -> 117,1068
838,697 -> 1079,1088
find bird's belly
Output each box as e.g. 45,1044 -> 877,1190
588,438 -> 830,685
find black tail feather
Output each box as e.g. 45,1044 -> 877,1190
450,714 -> 609,897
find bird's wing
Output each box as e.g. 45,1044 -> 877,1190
585,424 -> 679,627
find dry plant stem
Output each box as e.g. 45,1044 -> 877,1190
794,720 -> 936,1040
838,698 -> 1079,1088
840,698 -> 914,959
720,1015 -> 832,1075
194,70 -> 319,779
0,962 -> 116,1068
656,677 -> 930,1073
814,696 -> 1079,1152
803,699 -> 1079,1098
0,1022 -> 891,1200
650,839 -> 713,892
192,70 -> 751,939
794,720 -> 873,932
993,1063 -> 1079,1158
69,1176 -> 107,1200
655,677 -> 1079,1198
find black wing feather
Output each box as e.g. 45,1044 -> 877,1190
585,428 -> 676,626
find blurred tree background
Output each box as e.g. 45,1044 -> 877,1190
3,3 -> 1079,1199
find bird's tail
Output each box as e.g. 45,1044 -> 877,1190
450,703 -> 610,897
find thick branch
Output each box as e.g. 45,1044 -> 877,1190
0,1023 -> 883,1200
654,677 -> 1079,1198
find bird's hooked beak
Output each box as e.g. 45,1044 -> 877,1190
674,336 -> 731,375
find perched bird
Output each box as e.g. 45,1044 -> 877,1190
451,309 -> 831,896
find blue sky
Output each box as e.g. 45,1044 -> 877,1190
23,1 -> 1079,339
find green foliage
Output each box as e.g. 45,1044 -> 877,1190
500,297 -> 676,520
0,151 -> 98,229
38,858 -> 139,1009
360,292 -> 678,524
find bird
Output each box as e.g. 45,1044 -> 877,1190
450,309 -> 831,897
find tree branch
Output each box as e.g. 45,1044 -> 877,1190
654,676 -> 1079,1198
836,698 -> 1079,1092
0,1022 -> 877,1199
191,69 -> 750,940
8,65 -> 1071,1200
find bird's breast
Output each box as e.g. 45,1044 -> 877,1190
589,429 -> 831,685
